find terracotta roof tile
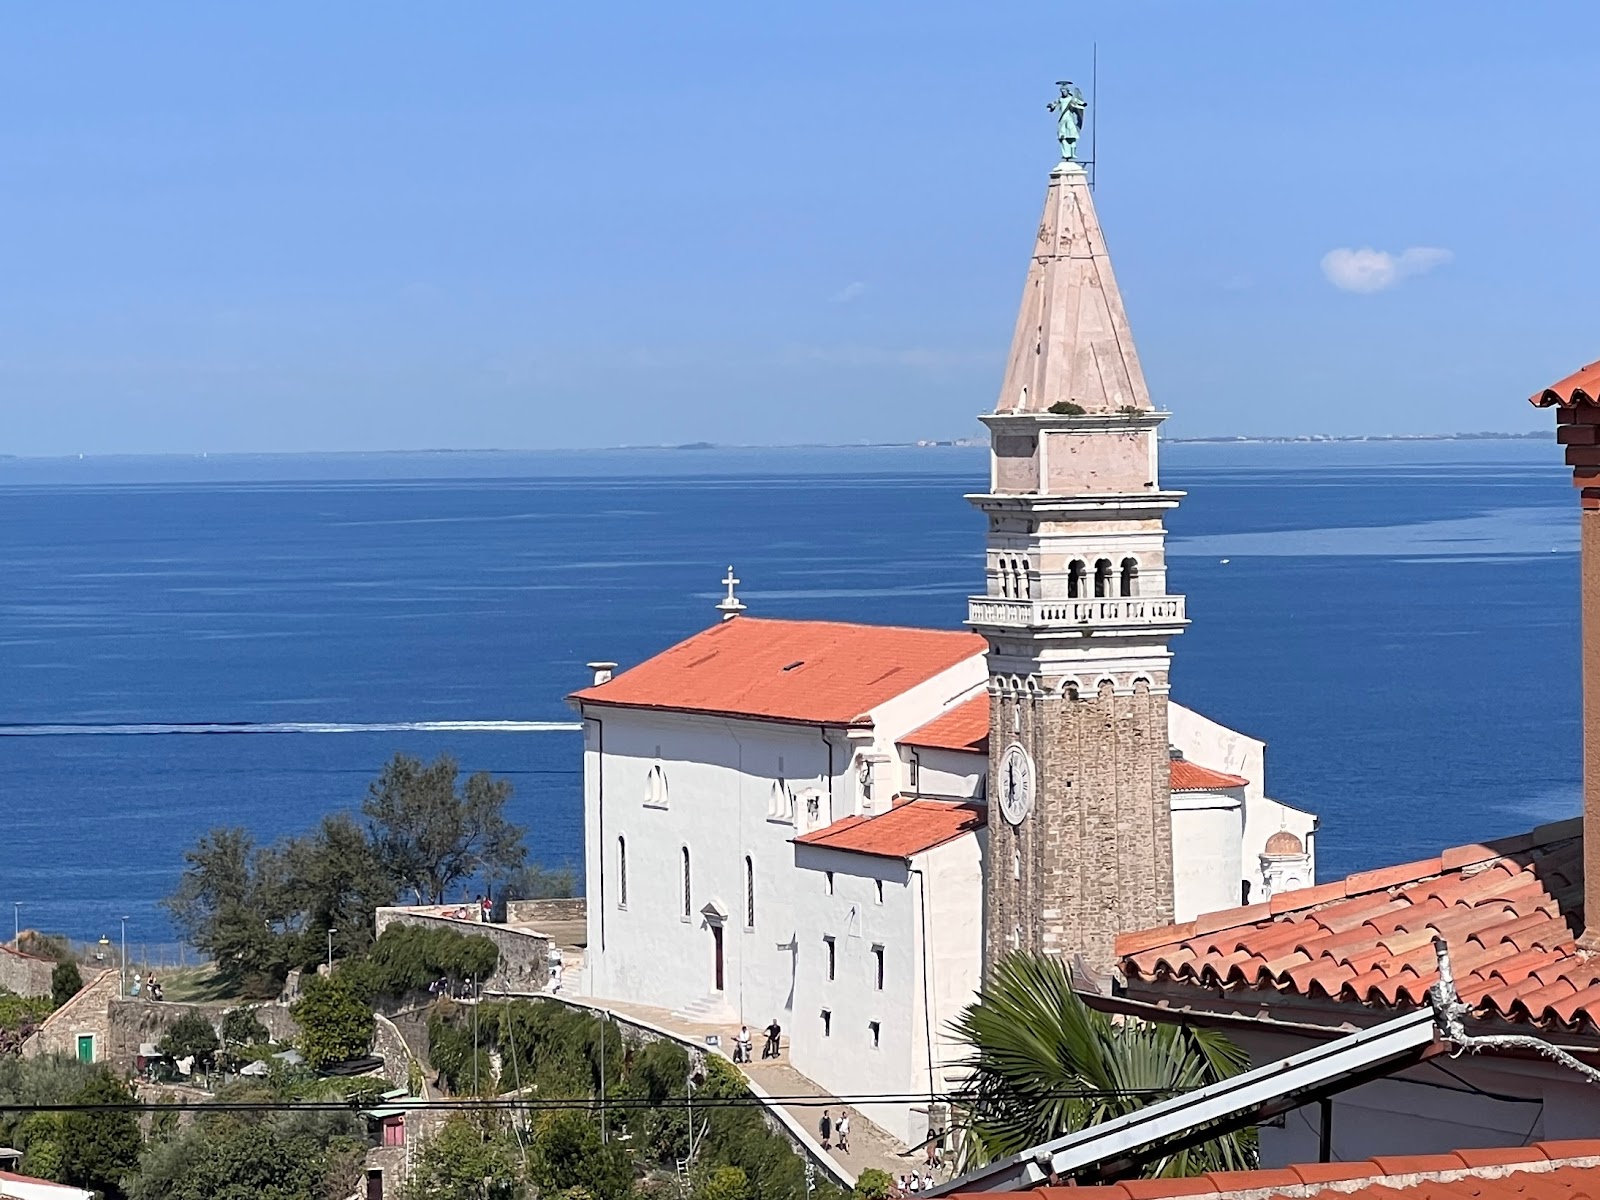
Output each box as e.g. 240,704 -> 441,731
792,798 -> 985,860
1169,759 -> 1249,791
568,617 -> 984,726
945,1144 -> 1600,1200
1532,358 -> 1600,407
900,694 -> 989,752
1120,818 -> 1600,1033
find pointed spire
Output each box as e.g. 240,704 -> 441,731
994,162 -> 1151,415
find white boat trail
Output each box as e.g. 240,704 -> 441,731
0,720 -> 583,736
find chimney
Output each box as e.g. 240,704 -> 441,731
1531,363 -> 1600,949
586,661 -> 617,687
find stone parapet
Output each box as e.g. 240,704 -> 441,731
504,897 -> 585,927
374,908 -> 550,994
0,945 -> 56,998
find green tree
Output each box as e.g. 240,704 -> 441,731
284,812 -> 397,965
291,974 -> 375,1069
220,1006 -> 271,1048
57,1071 -> 141,1200
694,1166 -> 751,1200
363,753 -> 526,904
128,1110 -> 364,1200
162,828 -> 302,996
528,1109 -> 632,1200
406,1115 -> 525,1200
50,961 -> 84,1008
158,1011 -> 221,1070
851,1170 -> 893,1200
950,953 -> 1255,1178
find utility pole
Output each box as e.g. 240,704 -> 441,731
327,928 -> 336,972
11,902 -> 19,949
472,974 -> 479,1096
599,1016 -> 607,1144
119,916 -> 128,998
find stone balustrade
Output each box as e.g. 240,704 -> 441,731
968,594 -> 1186,629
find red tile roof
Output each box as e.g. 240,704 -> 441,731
1117,817 -> 1600,1031
900,698 -> 1250,791
568,618 -> 985,727
948,1141 -> 1600,1200
1531,358 -> 1600,407
1169,759 -> 1249,791
901,695 -> 989,752
793,798 -> 986,860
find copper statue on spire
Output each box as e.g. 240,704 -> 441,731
1047,80 -> 1088,161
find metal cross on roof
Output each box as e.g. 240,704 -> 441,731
715,565 -> 747,621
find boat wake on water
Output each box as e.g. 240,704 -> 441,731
0,720 -> 584,736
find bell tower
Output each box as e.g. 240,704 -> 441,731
969,148 -> 1185,973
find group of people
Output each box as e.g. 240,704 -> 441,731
818,1109 -> 850,1153
892,1171 -> 941,1195
130,972 -> 163,1000
730,1020 -> 784,1063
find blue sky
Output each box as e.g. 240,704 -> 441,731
2,3 -> 1594,454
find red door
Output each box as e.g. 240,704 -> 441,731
712,924 -> 725,991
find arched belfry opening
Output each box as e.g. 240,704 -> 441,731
1068,560 -> 1086,598
1093,559 -> 1113,598
1120,557 -> 1139,597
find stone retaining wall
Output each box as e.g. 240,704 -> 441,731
374,908 -> 550,993
505,897 -> 585,926
0,945 -> 56,998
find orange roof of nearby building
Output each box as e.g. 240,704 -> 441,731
1117,816 -> 1600,1031
1531,358 -> 1600,407
568,618 -> 985,727
1169,758 -> 1249,791
948,1141 -> 1600,1200
901,694 -> 989,752
793,798 -> 986,860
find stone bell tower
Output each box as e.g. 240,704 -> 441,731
968,146 -> 1185,974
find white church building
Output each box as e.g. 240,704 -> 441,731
567,143 -> 1317,1147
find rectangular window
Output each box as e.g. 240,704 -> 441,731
874,879 -> 884,905
821,1009 -> 832,1038
869,1020 -> 880,1049
872,944 -> 884,991
824,936 -> 836,981
618,836 -> 628,909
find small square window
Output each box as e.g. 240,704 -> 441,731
821,1009 -> 832,1037
869,1020 -> 880,1049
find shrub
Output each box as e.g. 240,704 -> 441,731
853,1170 -> 894,1200
1047,400 -> 1086,416
157,1012 -> 220,1069
220,1006 -> 270,1048
50,962 -> 83,1008
290,975 -> 374,1070
357,923 -> 499,999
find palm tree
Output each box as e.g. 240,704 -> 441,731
949,952 -> 1256,1178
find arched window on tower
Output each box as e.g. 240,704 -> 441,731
1094,559 -> 1113,598
681,847 -> 692,918
998,557 -> 1011,598
1020,558 -> 1032,600
1068,560 -> 1086,599
1120,557 -> 1139,597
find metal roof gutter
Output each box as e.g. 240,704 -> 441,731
932,1006 -> 1439,1194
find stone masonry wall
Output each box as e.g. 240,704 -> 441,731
374,908 -> 550,993
986,681 -> 1174,973
22,968 -> 120,1063
504,898 -> 585,926
0,946 -> 56,998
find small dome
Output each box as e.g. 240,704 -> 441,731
1264,830 -> 1304,856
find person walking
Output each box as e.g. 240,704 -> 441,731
836,1112 -> 850,1154
762,1018 -> 782,1059
819,1109 -> 832,1150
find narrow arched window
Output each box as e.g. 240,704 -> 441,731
998,557 -> 1011,598
682,847 -> 692,918
745,856 -> 755,928
617,836 -> 628,909
1120,557 -> 1139,597
1068,560 -> 1086,599
1020,558 -> 1032,600
1094,559 -> 1113,598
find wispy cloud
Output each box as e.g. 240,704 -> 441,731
829,281 -> 868,304
1320,246 -> 1453,293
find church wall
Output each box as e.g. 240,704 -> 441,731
580,707 -> 843,1016
910,834 -> 986,1108
1169,789 -> 1244,920
861,659 -> 987,803
1168,703 -> 1317,895
789,844 -> 924,1144
902,746 -> 985,802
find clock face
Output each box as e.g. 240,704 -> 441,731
997,742 -> 1035,825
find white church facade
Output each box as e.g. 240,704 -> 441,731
567,144 -> 1317,1147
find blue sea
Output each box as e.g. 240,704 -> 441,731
0,441 -> 1580,944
